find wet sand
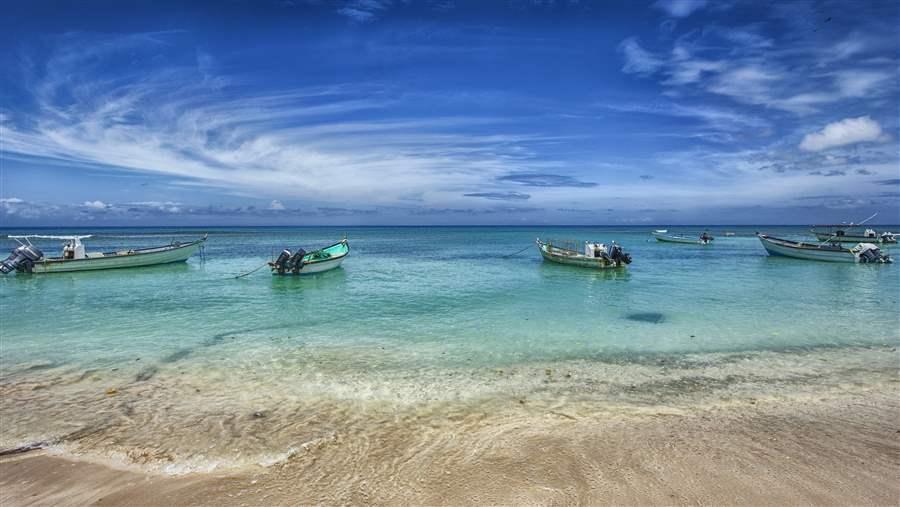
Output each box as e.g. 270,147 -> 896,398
2,383 -> 898,506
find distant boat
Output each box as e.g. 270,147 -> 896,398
536,238 -> 631,269
269,239 -> 349,275
1,234 -> 207,274
809,225 -> 896,244
651,230 -> 714,245
757,234 -> 892,263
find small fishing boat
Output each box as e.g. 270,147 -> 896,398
535,238 -> 631,269
652,230 -> 714,245
1,234 -> 207,274
810,225 -> 896,244
269,239 -> 349,275
757,234 -> 892,263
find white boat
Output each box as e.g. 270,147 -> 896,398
269,239 -> 349,275
810,225 -> 896,244
535,238 -> 631,269
757,234 -> 892,263
2,234 -> 207,274
651,230 -> 714,245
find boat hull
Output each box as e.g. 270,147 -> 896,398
277,255 -> 345,275
758,235 -> 856,263
29,240 -> 204,273
536,242 -> 626,269
812,232 -> 895,244
652,232 -> 710,244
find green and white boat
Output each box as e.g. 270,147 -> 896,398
2,234 -> 207,274
269,239 -> 350,275
536,238 -> 631,269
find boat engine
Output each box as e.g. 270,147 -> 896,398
609,244 -> 632,265
288,249 -> 306,273
273,249 -> 292,274
855,244 -> 892,264
1,244 -> 44,274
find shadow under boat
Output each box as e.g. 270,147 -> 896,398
269,265 -> 348,293
538,260 -> 632,282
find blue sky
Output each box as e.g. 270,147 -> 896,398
1,0 -> 898,226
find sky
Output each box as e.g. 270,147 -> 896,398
1,0 -> 898,226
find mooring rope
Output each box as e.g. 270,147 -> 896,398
234,262 -> 269,279
502,244 -> 533,258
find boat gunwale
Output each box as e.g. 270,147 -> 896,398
33,237 -> 207,265
757,234 -> 852,252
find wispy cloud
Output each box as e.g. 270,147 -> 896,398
463,192 -> 531,201
336,0 -> 393,22
600,101 -> 771,133
497,173 -> 597,188
652,0 -> 708,18
1,32 -> 571,211
618,38 -> 664,76
617,13 -> 898,115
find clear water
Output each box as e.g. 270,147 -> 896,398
1,226 -> 898,473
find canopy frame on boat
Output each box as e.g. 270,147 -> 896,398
7,235 -> 93,247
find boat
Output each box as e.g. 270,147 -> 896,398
1,234 -> 207,274
535,238 -> 631,269
810,225 -> 896,244
757,234 -> 892,263
269,239 -> 349,275
651,230 -> 714,245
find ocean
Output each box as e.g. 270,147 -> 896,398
1,226 -> 898,474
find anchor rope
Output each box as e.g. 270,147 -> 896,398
233,262 -> 269,279
502,244 -> 533,258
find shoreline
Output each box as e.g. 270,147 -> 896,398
3,380 -> 898,506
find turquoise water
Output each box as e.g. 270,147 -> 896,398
1,226 -> 898,472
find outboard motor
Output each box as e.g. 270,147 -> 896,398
609,244 -> 632,266
273,249 -> 292,274
288,249 -> 307,273
856,244 -> 892,264
1,244 -> 44,274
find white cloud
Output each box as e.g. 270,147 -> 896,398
269,199 -> 286,210
1,197 -> 46,218
83,200 -> 109,209
619,38 -> 663,76
652,0 -> 707,18
800,116 -> 887,152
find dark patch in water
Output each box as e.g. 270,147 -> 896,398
161,348 -> 193,363
135,366 -> 158,382
26,362 -> 56,371
76,369 -> 99,382
625,312 -> 666,324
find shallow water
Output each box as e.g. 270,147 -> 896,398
1,226 -> 898,472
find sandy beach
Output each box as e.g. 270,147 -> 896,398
3,377 -> 898,506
